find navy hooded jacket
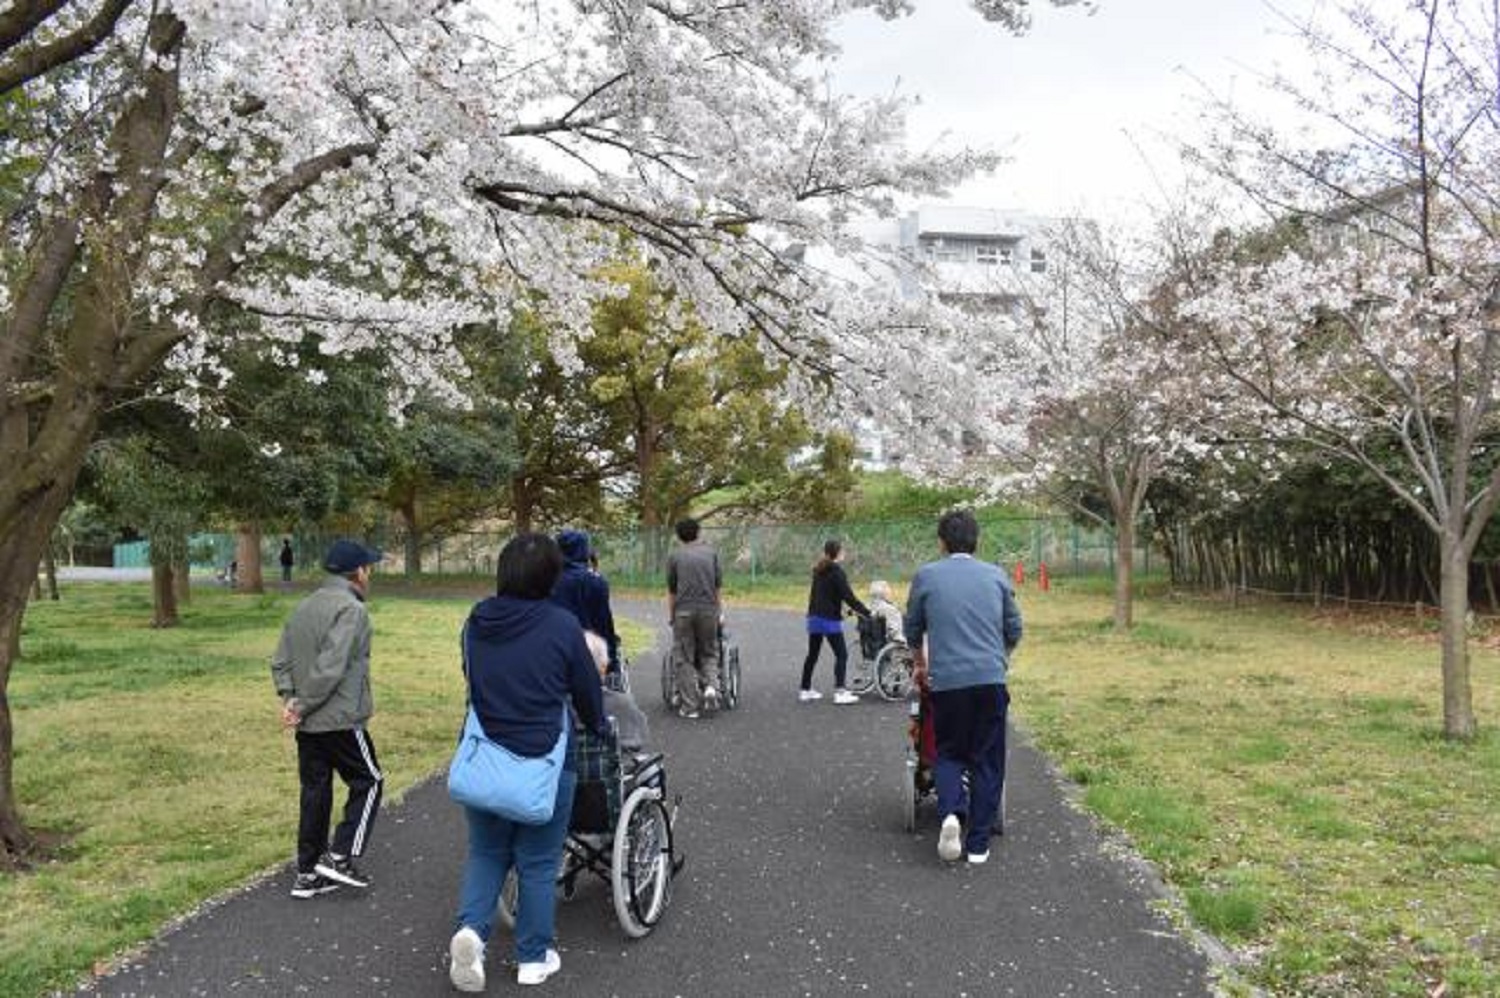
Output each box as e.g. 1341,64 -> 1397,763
462,595 -> 605,762
549,529 -> 620,668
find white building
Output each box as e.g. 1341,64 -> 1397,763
890,205 -> 1060,312
848,205 -> 1068,468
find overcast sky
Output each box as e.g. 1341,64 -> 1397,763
829,0 -> 1325,224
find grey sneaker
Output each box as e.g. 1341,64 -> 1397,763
314,853 -> 370,888
290,871 -> 339,898
702,686 -> 720,710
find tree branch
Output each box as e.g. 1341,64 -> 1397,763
0,0 -> 132,96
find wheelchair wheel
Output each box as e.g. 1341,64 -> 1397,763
497,868 -> 519,929
847,650 -> 877,695
659,648 -> 678,709
874,643 -> 913,701
611,787 -> 673,938
900,745 -> 918,833
722,644 -> 741,709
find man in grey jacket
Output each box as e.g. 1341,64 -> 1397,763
666,517 -> 722,719
271,539 -> 385,898
905,510 -> 1023,866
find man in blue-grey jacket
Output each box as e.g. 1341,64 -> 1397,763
905,509 -> 1023,866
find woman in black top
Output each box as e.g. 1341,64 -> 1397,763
799,539 -> 870,704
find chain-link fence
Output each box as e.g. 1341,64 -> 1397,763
118,517 -> 1148,588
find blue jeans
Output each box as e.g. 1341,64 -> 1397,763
455,769 -> 576,963
931,684 -> 1009,855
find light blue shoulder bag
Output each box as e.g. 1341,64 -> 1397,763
447,622 -> 568,824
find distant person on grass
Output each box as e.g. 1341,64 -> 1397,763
280,538 -> 295,583
904,510 -> 1022,866
270,539 -> 385,898
665,517 -> 722,719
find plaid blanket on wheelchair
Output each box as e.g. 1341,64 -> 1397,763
569,728 -> 621,833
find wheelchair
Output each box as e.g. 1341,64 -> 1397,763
853,614 -> 915,701
899,685 -> 1007,834
500,724 -> 682,938
660,619 -> 741,711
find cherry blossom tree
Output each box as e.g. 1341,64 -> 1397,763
0,0 -> 1082,862
1182,0 -> 1499,739
1015,215 -> 1218,630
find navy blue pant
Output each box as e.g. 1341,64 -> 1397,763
930,684 -> 1009,855
800,631 -> 849,689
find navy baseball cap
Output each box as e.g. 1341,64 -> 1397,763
323,539 -> 383,574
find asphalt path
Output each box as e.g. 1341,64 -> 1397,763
79,600 -> 1213,998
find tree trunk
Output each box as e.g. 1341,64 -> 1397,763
151,562 -> 180,628
173,555 -> 191,605
1112,517 -> 1134,631
43,545 -> 58,601
1438,531 -> 1477,739
511,478 -> 534,534
399,500 -> 422,577
0,465 -> 80,865
236,522 -> 264,594
635,416 -> 661,527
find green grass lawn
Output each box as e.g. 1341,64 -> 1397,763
1014,583 -> 1499,997
2,580 -> 1496,996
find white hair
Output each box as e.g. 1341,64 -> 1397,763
583,630 -> 609,671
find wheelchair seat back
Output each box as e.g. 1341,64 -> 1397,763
857,614 -> 886,659
570,728 -> 621,834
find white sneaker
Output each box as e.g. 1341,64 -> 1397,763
938,814 -> 963,862
798,689 -> 823,702
517,947 -> 562,986
832,688 -> 859,705
449,926 -> 485,992
967,851 -> 990,865
702,686 -> 719,709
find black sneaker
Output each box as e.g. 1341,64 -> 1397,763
314,853 -> 370,888
290,871 -> 340,898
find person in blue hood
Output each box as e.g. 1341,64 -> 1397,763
549,528 -> 622,676
449,533 -> 606,991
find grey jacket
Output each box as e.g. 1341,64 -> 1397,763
667,541 -> 721,611
271,576 -> 374,733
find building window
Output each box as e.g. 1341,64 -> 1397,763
976,244 -> 999,265
1030,248 -> 1047,273
999,245 -> 1014,266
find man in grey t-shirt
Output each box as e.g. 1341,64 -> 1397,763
665,517 -> 722,718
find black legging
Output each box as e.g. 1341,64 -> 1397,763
800,631 -> 848,690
